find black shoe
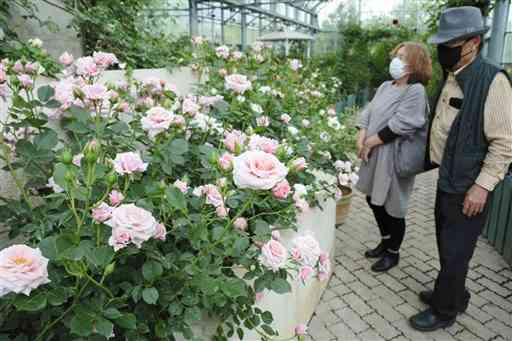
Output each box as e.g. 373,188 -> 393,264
419,290 -> 469,313
409,308 -> 455,332
371,251 -> 399,273
364,241 -> 387,258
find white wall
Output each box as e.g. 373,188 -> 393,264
8,0 -> 83,58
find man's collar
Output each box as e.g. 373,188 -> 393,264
453,54 -> 479,75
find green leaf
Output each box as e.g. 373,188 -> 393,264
103,308 -> 123,320
116,313 -> 137,330
13,292 -> 47,312
184,306 -> 201,323
37,85 -> 55,102
95,317 -> 114,337
70,313 -> 94,337
165,186 -> 186,210
142,287 -> 159,305
86,246 -> 114,267
261,324 -> 275,335
253,219 -> 271,236
168,303 -> 183,316
68,106 -> 90,123
39,236 -> 58,260
261,311 -> 273,324
142,260 -> 163,282
169,138 -> 189,155
270,278 -> 291,294
221,278 -> 247,298
109,121 -> 130,134
45,99 -> 61,109
52,163 -> 68,189
34,129 -> 58,151
47,287 -> 72,306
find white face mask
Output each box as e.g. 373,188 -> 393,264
389,57 -> 408,80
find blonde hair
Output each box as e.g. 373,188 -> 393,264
391,42 -> 433,86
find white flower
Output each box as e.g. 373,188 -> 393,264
293,184 -> 308,200
288,126 -> 299,136
302,119 -> 310,128
250,103 -> 264,114
259,86 -> 272,94
47,177 -> 64,193
28,38 -> 43,48
319,132 -> 331,142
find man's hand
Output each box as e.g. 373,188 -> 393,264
463,184 -> 489,218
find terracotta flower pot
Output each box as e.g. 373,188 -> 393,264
335,186 -> 353,226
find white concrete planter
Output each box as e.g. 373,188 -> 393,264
175,194 -> 337,341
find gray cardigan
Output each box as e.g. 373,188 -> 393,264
355,81 -> 427,218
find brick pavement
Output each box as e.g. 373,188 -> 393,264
307,172 -> 512,341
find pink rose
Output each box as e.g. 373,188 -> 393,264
295,199 -> 310,214
233,151 -> 288,190
108,228 -> 132,252
105,204 -> 158,248
256,116 -> 270,127
72,153 -> 83,167
290,59 -> 303,71
255,291 -> 265,302
271,230 -> 281,241
92,51 -> 119,68
13,60 -> 24,73
223,130 -> 246,153
202,184 -> 224,207
248,135 -> 279,154
290,247 -> 302,262
291,157 -> 307,171
17,74 -> 33,89
216,205 -> 229,218
272,180 -> 291,199
218,152 -> 234,171
112,152 -> 148,175
191,36 -> 205,45
299,265 -> 314,283
116,102 -> 130,113
0,65 -> 6,83
170,114 -> 185,127
233,217 -> 248,231
259,239 -> 288,272
0,245 -> 50,297
24,62 -> 40,74
75,56 -> 99,77
92,202 -> 113,222
292,234 -> 321,266
109,190 -> 124,206
231,51 -> 243,61
182,96 -> 201,116
54,78 -> 75,108
294,324 -> 308,336
154,223 -> 167,241
59,52 -> 74,65
215,45 -> 230,59
199,95 -> 223,108
141,106 -> 173,139
218,68 -> 228,77
225,74 -> 252,94
328,108 -> 336,116
280,114 -> 292,124
173,179 -> 189,193
82,83 -> 109,101
318,252 -> 331,281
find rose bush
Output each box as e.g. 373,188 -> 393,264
0,43 -> 342,340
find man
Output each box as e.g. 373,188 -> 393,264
409,6 -> 512,332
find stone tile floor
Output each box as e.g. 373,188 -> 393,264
307,172 -> 512,341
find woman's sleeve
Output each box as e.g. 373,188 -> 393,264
387,84 -> 428,137
357,83 -> 386,129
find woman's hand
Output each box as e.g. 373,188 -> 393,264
357,129 -> 367,160
361,135 -> 384,162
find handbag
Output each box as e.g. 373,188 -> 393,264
393,87 -> 430,178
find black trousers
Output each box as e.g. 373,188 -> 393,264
431,189 -> 489,318
366,197 -> 406,252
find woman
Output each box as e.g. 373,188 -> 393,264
356,42 -> 432,272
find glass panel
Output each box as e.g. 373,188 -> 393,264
504,33 -> 512,64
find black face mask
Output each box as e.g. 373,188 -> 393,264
437,41 -> 475,71
437,43 -> 464,70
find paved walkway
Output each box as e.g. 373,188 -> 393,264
308,172 -> 512,341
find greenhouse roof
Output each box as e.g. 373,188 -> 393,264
258,31 -> 314,41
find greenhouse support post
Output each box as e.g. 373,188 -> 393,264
488,0 -> 511,65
